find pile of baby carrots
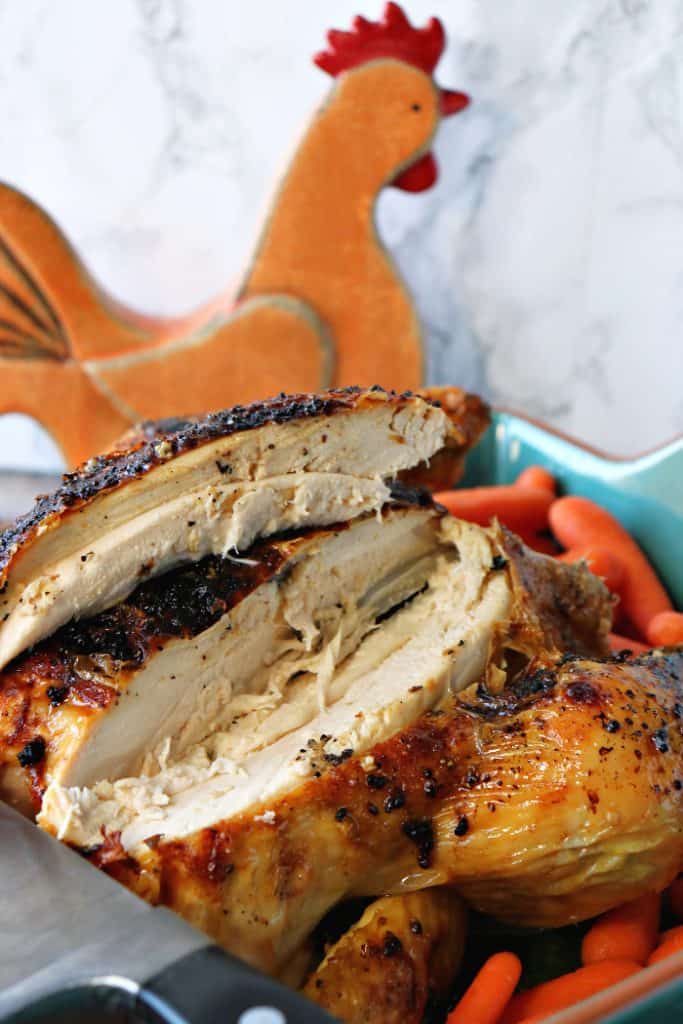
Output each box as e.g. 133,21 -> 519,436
446,886 -> 683,1024
434,467 -> 683,1023
434,466 -> 683,651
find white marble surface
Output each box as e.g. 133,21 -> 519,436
0,0 -> 682,470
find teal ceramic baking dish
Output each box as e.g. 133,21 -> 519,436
462,410 -> 683,1024
462,411 -> 683,610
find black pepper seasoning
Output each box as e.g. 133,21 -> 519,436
384,789 -> 406,813
382,933 -> 402,957
17,737 -> 46,767
402,818 -> 434,869
653,728 -> 669,753
454,815 -> 469,837
46,685 -> 69,706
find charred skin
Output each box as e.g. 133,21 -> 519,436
83,648 -> 682,979
303,889 -> 467,1024
0,385 -> 489,587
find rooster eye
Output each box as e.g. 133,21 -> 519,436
411,103 -> 421,112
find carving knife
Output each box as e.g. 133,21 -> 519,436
0,803 -> 335,1023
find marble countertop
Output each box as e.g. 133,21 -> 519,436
0,0 -> 681,471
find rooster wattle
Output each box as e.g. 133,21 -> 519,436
0,3 -> 469,466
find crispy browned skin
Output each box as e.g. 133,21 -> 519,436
0,385 -> 488,587
89,647 -> 683,978
117,386 -> 490,483
478,526 -> 612,678
401,387 -> 490,491
499,529 -> 615,658
303,889 -> 467,1024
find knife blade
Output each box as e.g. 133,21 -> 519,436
0,804 -> 335,1023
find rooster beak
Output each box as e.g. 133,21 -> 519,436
439,89 -> 470,117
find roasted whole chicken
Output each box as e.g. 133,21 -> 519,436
0,386 -> 681,1024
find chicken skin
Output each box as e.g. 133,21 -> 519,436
57,648 -> 683,977
303,889 -> 467,1024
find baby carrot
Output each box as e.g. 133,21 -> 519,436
549,497 -> 672,635
500,961 -> 641,1023
648,928 -> 683,965
658,925 -> 683,944
647,611 -> 683,647
609,633 -> 650,654
581,893 -> 660,965
558,546 -> 626,595
447,951 -> 522,1024
515,466 -> 556,494
667,877 -> 683,920
517,530 -> 559,556
434,486 -> 553,533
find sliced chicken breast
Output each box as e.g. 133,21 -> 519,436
1,502 -> 444,809
0,386 -> 487,671
38,514 -> 512,842
38,530 -> 612,972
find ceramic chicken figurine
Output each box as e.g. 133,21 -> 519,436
0,3 -> 469,466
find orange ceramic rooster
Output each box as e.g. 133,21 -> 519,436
0,3 -> 469,466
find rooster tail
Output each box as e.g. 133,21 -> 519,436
0,184 -> 143,464
0,183 -> 77,364
0,181 -> 159,368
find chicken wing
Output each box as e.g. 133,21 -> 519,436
303,889 -> 467,1024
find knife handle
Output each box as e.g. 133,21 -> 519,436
138,946 -> 336,1024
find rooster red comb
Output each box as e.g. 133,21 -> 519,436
314,2 -> 446,77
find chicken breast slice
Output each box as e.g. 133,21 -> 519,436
0,386 -> 487,671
